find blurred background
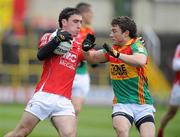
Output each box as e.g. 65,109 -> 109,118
0,0 -> 180,136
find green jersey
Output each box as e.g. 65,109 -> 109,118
104,38 -> 154,105
76,61 -> 88,74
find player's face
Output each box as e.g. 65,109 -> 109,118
62,14 -> 82,36
110,25 -> 129,46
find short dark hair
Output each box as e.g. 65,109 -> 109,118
111,16 -> 137,38
76,2 -> 91,13
58,7 -> 81,28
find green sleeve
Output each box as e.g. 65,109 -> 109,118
131,40 -> 147,56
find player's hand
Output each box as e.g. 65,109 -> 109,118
82,33 -> 96,52
54,29 -> 72,43
102,43 -> 120,58
137,37 -> 145,46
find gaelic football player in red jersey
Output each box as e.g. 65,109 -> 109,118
72,2 -> 95,116
81,16 -> 155,137
157,44 -> 180,137
5,7 -> 83,137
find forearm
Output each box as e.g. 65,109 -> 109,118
118,53 -> 147,67
37,38 -> 59,61
83,50 -> 107,64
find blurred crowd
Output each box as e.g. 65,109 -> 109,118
1,18 -> 56,64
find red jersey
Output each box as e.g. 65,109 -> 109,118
173,44 -> 180,85
35,32 -> 84,99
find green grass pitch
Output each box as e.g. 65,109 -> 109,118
0,104 -> 180,137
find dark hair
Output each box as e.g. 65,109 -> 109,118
58,7 -> 81,28
111,16 -> 137,38
76,2 -> 91,13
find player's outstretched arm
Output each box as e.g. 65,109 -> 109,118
82,34 -> 108,63
103,43 -> 147,67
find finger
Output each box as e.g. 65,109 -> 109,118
137,37 -> 145,46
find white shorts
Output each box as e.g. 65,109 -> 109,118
25,91 -> 75,121
112,103 -> 156,123
169,84 -> 180,105
72,73 -> 90,97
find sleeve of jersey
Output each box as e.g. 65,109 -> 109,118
38,33 -> 51,49
131,41 -> 147,56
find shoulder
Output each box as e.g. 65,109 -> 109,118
40,33 -> 52,41
85,26 -> 94,34
80,26 -> 94,35
38,33 -> 52,48
131,40 -> 147,54
132,39 -> 143,48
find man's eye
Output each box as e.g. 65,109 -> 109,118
73,20 -> 80,23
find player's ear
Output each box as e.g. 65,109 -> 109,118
61,19 -> 67,27
124,30 -> 129,37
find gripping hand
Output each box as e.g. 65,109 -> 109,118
54,29 -> 72,43
102,43 -> 120,58
82,33 -> 96,52
137,37 -> 145,46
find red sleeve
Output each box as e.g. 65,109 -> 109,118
38,33 -> 51,49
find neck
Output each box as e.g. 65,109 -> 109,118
119,37 -> 131,46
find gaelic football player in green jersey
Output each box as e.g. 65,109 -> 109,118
82,16 -> 155,137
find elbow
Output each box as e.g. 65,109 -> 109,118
37,52 -> 45,61
37,54 -> 43,61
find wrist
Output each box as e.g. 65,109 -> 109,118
112,50 -> 120,58
117,52 -> 121,59
54,36 -> 61,44
83,50 -> 89,53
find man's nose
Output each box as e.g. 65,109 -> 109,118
78,22 -> 81,28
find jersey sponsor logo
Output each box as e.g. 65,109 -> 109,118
63,52 -> 77,63
59,52 -> 77,70
110,64 -> 127,78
